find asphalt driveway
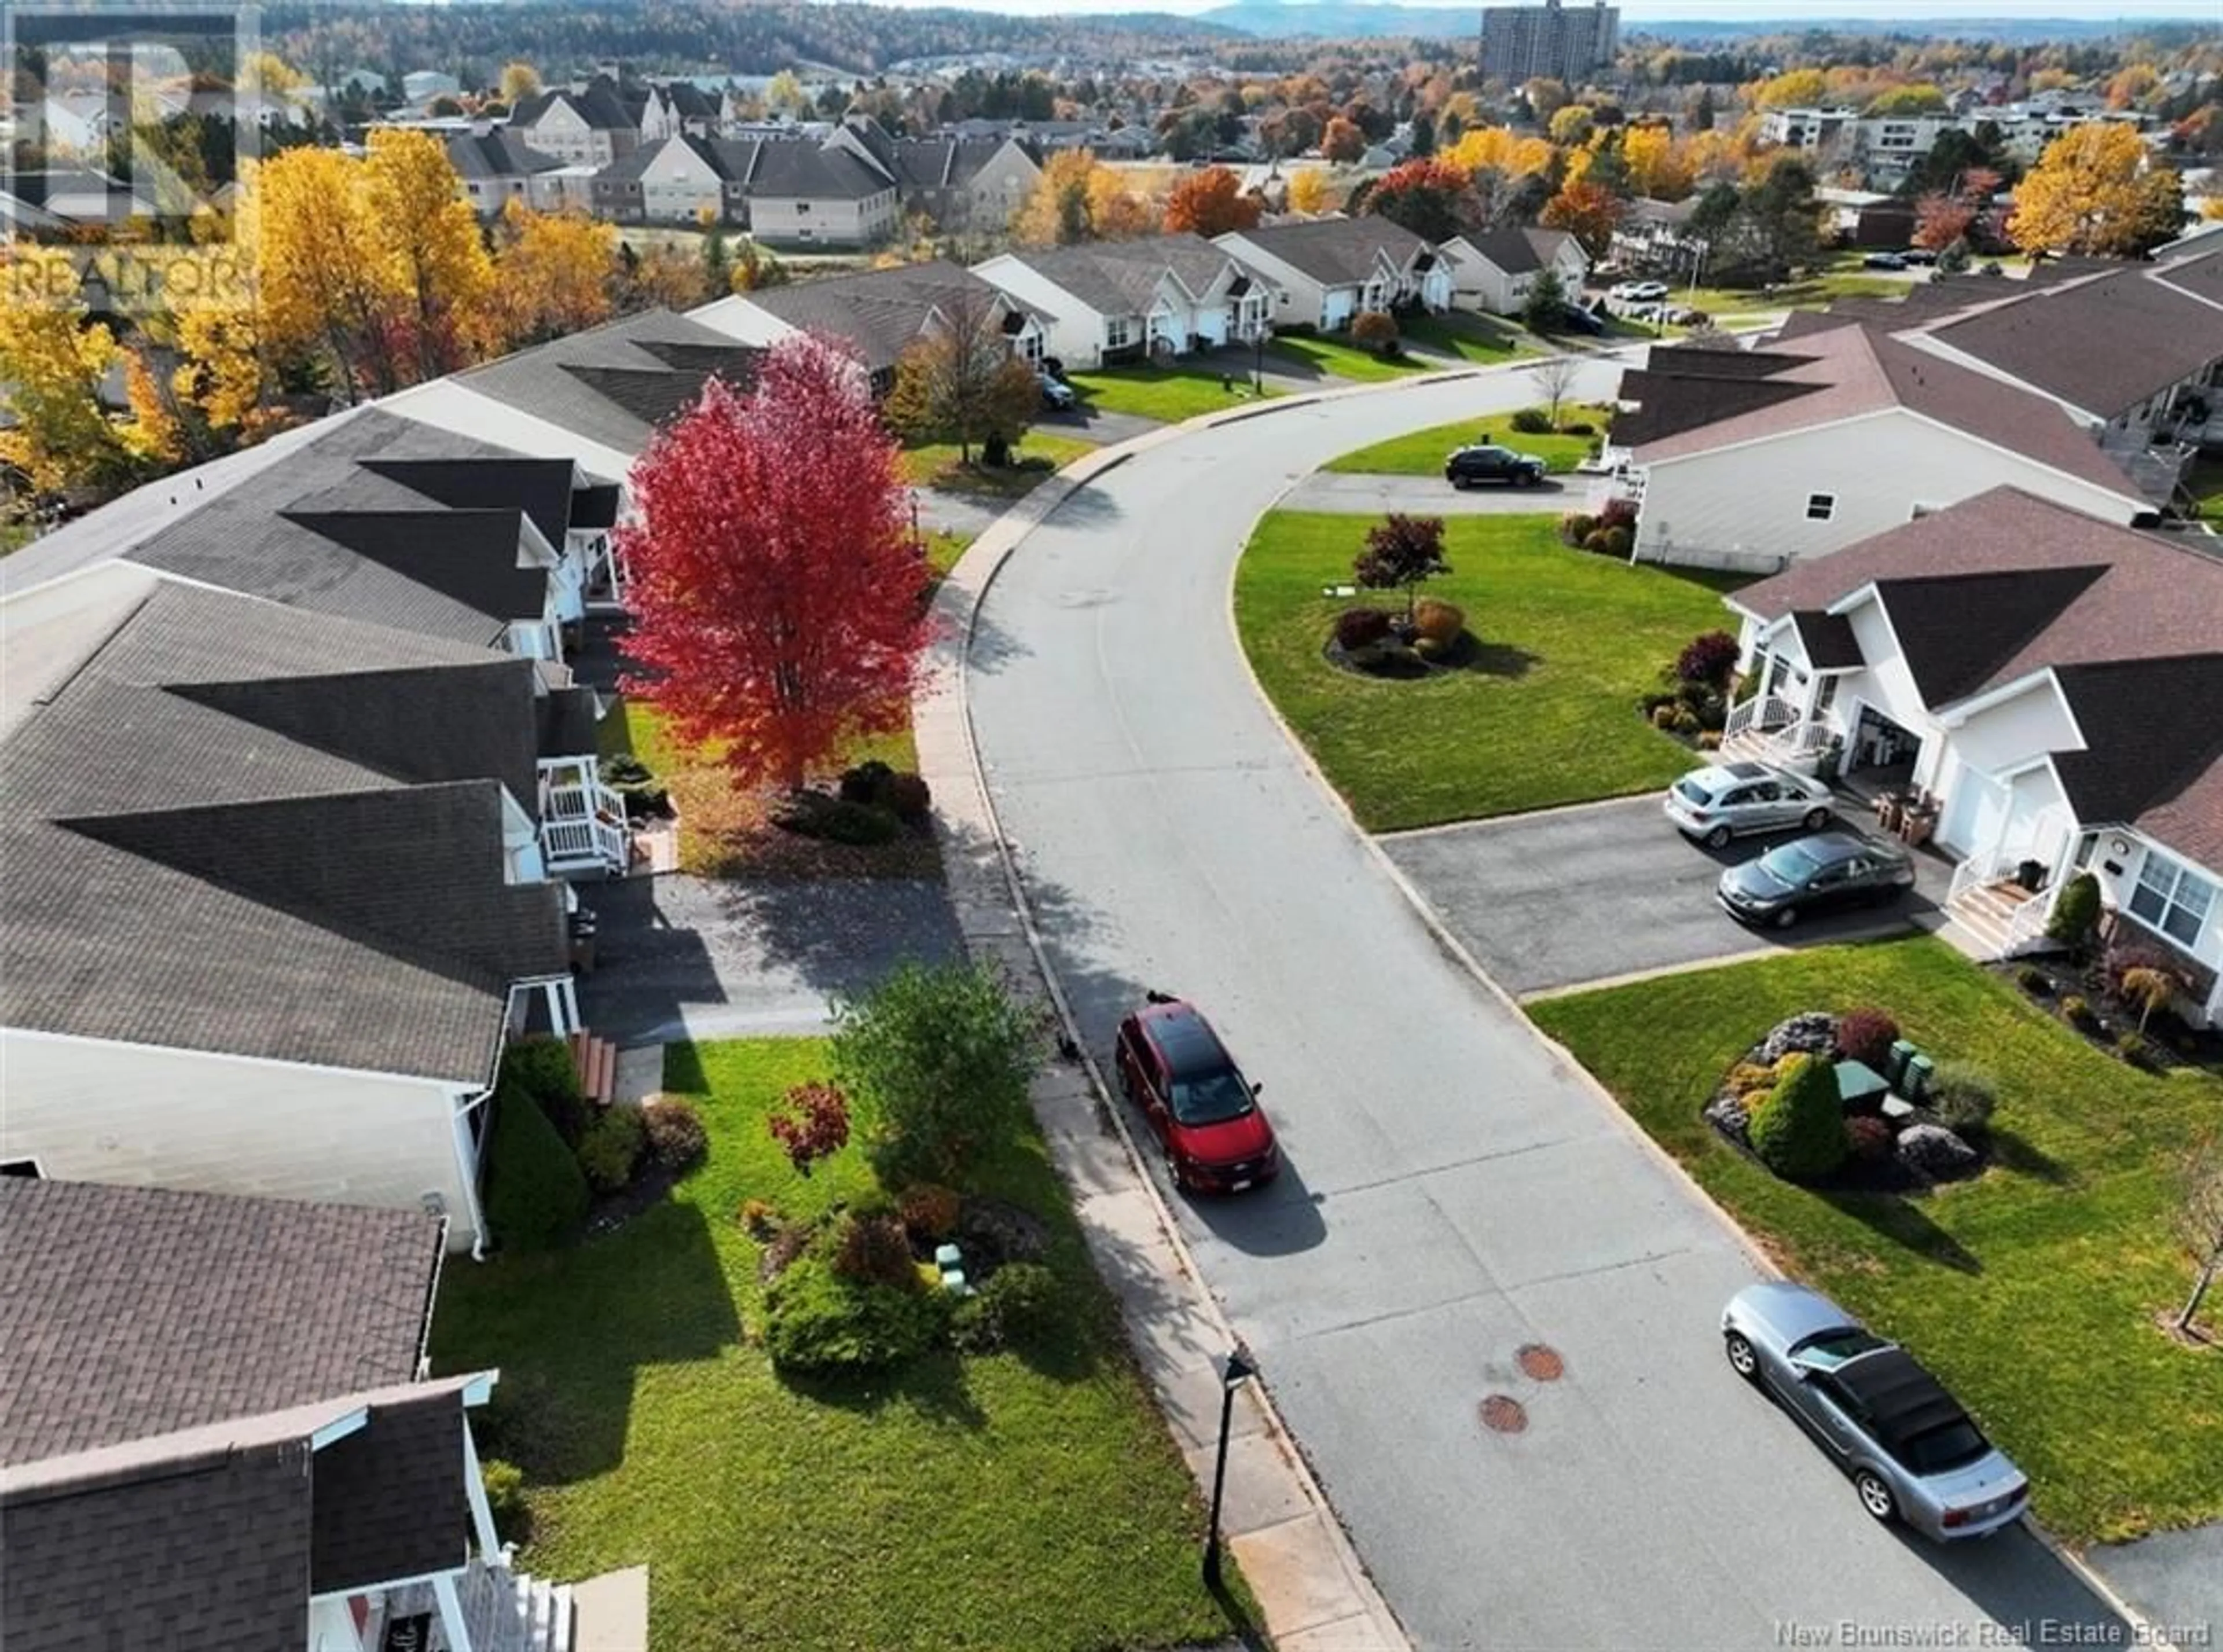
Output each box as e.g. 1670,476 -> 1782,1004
1382,795 -> 1951,999
578,873 -> 962,1044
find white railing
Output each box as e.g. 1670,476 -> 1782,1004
1947,849 -> 2007,911
541,777 -> 629,872
1725,693 -> 1799,739
2004,884 -> 2057,954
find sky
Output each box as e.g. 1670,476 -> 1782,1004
860,0 -> 2223,19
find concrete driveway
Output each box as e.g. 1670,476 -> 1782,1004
1282,469 -> 1608,516
1382,796 -> 1953,1000
578,873 -> 963,1044
964,353 -> 2121,1650
1039,403 -> 1164,447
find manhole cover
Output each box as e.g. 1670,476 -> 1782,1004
1517,1343 -> 1565,1382
1479,1394 -> 1528,1434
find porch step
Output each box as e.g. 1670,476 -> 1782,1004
1944,880 -> 2033,961
567,1031 -> 618,1107
511,1570 -> 577,1652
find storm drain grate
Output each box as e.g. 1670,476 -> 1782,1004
1517,1343 -> 1565,1382
1478,1394 -> 1528,1434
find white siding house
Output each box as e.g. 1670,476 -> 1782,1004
1440,226 -> 1590,315
1215,217 -> 1451,332
971,235 -> 1257,369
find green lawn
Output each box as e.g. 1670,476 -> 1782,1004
900,431 -> 1096,498
1269,331 -> 1435,383
1323,401 -> 1615,476
434,1039 -> 1239,1652
2185,454 -> 2223,524
1232,512 -> 1743,831
1680,256 -> 1922,318
1066,364 -> 1278,423
1401,311 -> 1545,364
1530,938 -> 2223,1545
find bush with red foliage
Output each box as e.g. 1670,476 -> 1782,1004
766,1081 -> 852,1176
1833,1008 -> 1901,1069
1844,1115 -> 1894,1163
1334,607 -> 1395,650
896,1182 -> 962,1242
1675,630 -> 1742,690
830,1209 -> 920,1291
1595,497 -> 1638,533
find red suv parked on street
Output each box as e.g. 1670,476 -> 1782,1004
1114,995 -> 1280,1194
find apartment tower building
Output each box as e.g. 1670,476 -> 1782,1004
1480,0 -> 1620,86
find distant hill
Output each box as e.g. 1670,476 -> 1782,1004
1197,2 -> 1476,40
1631,16 -> 2214,45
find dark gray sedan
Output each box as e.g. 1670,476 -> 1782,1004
1722,1283 -> 2029,1541
1716,830 -> 1915,929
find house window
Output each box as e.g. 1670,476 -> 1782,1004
0,1159 -> 41,1179
1106,317 -> 1135,348
1018,332 -> 1044,365
2127,848 -> 2215,948
1805,493 -> 1837,522
796,201 -> 811,214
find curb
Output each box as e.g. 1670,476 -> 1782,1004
916,366 -> 1565,1652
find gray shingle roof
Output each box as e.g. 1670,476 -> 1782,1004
1224,215 -> 1429,287
278,509 -> 551,625
731,259 -> 1014,375
2,581 -> 568,1082
1002,234 -> 1235,317
446,128 -> 563,181
358,456 -> 578,549
746,138 -> 895,201
0,1178 -> 442,1464
456,310 -> 762,456
1452,226 -> 1572,277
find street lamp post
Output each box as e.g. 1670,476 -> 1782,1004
1201,1346 -> 1258,1589
1249,320 -> 1269,395
909,489 -> 922,557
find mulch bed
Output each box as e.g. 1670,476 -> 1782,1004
1987,953 -> 2217,1077
1322,631 -> 1479,680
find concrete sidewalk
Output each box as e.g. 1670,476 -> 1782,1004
913,423 -> 1415,1652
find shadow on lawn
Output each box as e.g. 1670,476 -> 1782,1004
459,1199 -> 742,1486
1818,1187 -> 1983,1275
1454,638 -> 1541,680
1986,1127 -> 2070,1186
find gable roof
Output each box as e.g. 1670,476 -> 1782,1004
1921,249 -> 2223,420
445,127 -> 563,180
455,309 -> 762,456
707,259 -> 1015,376
746,137 -> 896,200
1,578 -> 567,1083
997,233 -> 1236,317
512,74 -> 636,135
1450,226 -> 1575,277
1624,319 -> 2145,503
1223,215 -> 1430,287
355,455 -> 577,548
0,1178 -> 442,1464
1733,487 -> 2223,866
887,134 -> 1023,193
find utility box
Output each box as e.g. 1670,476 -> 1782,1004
1904,1053 -> 1935,1103
1885,1038 -> 1916,1086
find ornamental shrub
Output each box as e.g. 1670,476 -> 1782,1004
886,772 -> 932,823
1561,420 -> 1595,436
838,759 -> 896,807
1844,1115 -> 1894,1163
1833,1008 -> 1901,1068
2061,993 -> 2095,1029
830,1209 -> 922,1291
575,1104 -> 645,1193
480,1459 -> 529,1541
897,1182 -> 962,1241
1671,706 -> 1701,735
2103,942 -> 2183,1007
1585,526 -> 1633,558
952,1261 -> 1066,1354
1351,309 -> 1400,355
1595,497 -> 1638,533
1928,1062 -> 1998,1137
500,1036 -> 590,1149
1747,1054 -> 1847,1182
642,1096 -> 709,1172
1675,630 -> 1742,689
1560,511 -> 1597,546
776,792 -> 901,846
1509,407 -> 1553,435
764,1255 -> 949,1376
485,1088 -> 590,1252
1651,703 -> 1679,729
2045,872 -> 2100,946
1411,597 -> 1466,646
1335,607 -> 1395,649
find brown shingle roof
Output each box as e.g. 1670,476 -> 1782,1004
1631,320 -> 2144,502
1924,249 -> 2223,420
2053,656 -> 2223,869
0,1179 -> 443,1464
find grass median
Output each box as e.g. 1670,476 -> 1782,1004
1324,402 -> 1615,476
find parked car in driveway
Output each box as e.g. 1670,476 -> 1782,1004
1716,830 -> 1916,928
1862,251 -> 1910,270
1611,280 -> 1671,302
1114,994 -> 1280,1194
1037,369 -> 1076,410
1446,442 -> 1547,489
1666,761 -> 1835,848
1722,1283 -> 2030,1541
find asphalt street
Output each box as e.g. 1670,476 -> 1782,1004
1282,470 -> 1606,516
963,356 -> 2122,1651
1383,797 -> 1954,999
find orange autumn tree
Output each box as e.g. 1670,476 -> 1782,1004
618,335 -> 934,795
1163,166 -> 1262,235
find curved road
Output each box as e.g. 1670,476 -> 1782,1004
966,360 -> 2122,1650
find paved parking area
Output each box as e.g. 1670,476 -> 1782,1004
1379,795 -> 1950,1000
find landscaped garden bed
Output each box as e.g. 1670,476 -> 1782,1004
900,432 -> 1096,498
1530,935 -> 2223,1544
440,976 -> 1242,1651
1234,511 -> 1745,830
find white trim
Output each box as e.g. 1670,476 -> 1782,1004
460,1414 -> 502,1559
309,1407 -> 372,1451
1637,405 -> 1902,470
450,1103 -> 491,1261
461,1371 -> 497,1407
0,1025 -> 487,1099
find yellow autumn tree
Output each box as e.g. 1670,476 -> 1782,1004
1287,168 -> 1338,215
1752,68 -> 1828,109
1624,126 -> 1696,200
173,301 -> 276,436
248,148 -> 406,400
500,63 -> 542,105
494,202 -> 618,343
1010,150 -> 1155,245
365,129 -> 502,379
0,248 -> 131,497
2010,123 -> 2183,257
1443,125 -> 1555,182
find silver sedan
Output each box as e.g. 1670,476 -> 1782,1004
1721,1283 -> 2030,1541
1664,761 -> 1835,848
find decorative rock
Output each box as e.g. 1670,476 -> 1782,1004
1895,1123 -> 1979,1181
1758,1012 -> 1839,1067
1703,1093 -> 1750,1141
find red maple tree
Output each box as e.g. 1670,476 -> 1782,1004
767,1081 -> 852,1176
618,333 -> 934,794
1163,166 -> 1263,236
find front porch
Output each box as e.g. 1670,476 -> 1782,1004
537,755 -> 630,878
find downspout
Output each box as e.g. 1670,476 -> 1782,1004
454,1087 -> 497,1262
414,1212 -> 453,1378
